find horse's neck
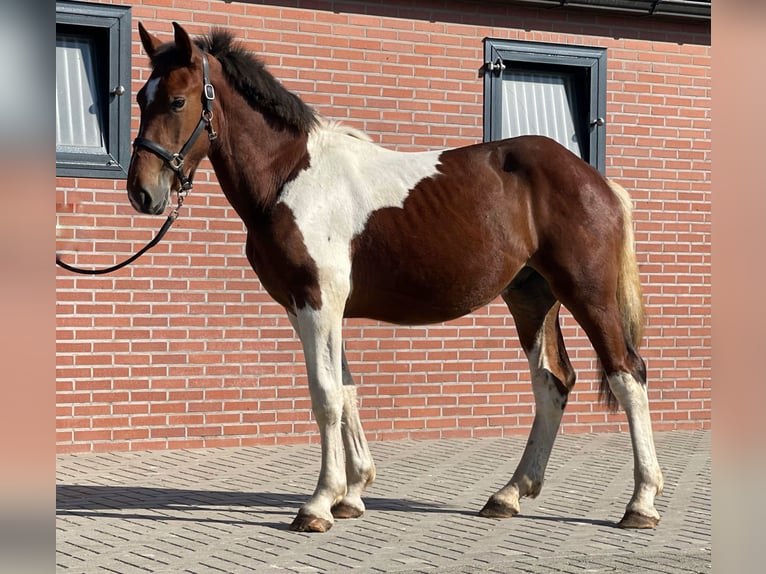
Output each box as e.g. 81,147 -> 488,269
207,102 -> 309,227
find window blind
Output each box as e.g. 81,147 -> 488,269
56,35 -> 105,152
500,71 -> 582,158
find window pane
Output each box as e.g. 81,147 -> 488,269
500,71 -> 582,158
56,34 -> 105,152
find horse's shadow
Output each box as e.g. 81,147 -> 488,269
56,484 -> 459,530
56,484 -> 616,530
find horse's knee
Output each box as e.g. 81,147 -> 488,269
311,396 -> 343,426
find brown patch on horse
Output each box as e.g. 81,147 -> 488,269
244,202 -> 322,311
346,140 -> 539,324
504,268 -> 576,398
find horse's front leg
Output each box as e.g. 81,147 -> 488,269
289,305 -> 346,532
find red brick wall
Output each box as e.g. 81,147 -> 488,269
56,0 -> 711,453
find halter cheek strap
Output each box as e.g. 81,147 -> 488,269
133,52 -> 218,192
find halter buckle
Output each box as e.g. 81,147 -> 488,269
204,83 -> 215,102
169,154 -> 184,171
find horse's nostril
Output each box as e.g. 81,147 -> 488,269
138,189 -> 153,212
129,186 -> 155,213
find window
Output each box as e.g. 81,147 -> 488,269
483,39 -> 607,173
56,1 -> 131,179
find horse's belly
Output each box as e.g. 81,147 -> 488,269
343,285 -> 504,325
345,232 -> 522,325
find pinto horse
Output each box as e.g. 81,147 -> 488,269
127,22 -> 664,533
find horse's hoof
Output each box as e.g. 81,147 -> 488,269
331,500 -> 365,519
617,510 -> 660,529
289,512 -> 333,532
478,496 -> 519,518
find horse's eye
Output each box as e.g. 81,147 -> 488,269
171,98 -> 186,111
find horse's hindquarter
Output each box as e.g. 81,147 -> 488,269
344,141 -> 537,324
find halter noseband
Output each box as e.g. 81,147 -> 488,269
132,51 -> 218,195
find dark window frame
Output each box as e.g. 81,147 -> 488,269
56,0 -> 131,179
483,38 -> 607,173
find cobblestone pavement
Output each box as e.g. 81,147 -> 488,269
56,430 -> 710,573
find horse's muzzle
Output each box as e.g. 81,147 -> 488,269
128,185 -> 169,215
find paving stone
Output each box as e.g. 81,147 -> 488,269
57,430 -> 710,573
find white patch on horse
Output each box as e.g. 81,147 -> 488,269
519,330 -> 565,490
144,77 -> 161,106
278,121 -> 443,305
606,372 -> 664,519
293,303 -> 347,525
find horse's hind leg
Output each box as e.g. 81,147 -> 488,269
480,269 -> 576,518
331,349 -> 376,519
606,371 -> 663,528
545,267 -> 664,528
569,301 -> 662,527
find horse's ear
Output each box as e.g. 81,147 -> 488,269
172,22 -> 193,65
138,22 -> 162,59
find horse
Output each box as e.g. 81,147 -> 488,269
127,22 -> 664,533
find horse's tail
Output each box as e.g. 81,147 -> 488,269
610,179 -> 645,348
600,179 -> 646,409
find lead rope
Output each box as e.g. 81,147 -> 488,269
55,191 -> 187,275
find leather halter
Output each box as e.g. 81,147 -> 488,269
132,51 -> 218,192
56,52 -> 217,275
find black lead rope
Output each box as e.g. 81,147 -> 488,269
56,53 -> 217,276
55,205 -> 181,276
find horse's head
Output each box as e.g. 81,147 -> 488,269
127,22 -> 217,215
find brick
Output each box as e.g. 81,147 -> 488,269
55,0 -> 709,453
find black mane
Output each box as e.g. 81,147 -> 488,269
193,29 -> 318,134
